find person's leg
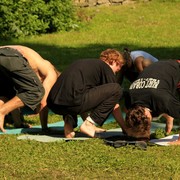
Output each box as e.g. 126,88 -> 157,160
1,97 -> 31,128
11,108 -> 32,128
0,97 -> 7,107
79,112 -> 105,132
63,112 -> 106,138
47,101 -> 78,138
0,50 -> 44,132
81,83 -> 122,125
0,52 -> 44,112
80,112 -> 88,121
64,114 -> 77,138
47,83 -> 122,138
80,83 -> 122,137
0,96 -> 24,132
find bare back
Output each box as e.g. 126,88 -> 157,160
0,45 -> 58,82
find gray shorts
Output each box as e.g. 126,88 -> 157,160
0,47 -> 45,111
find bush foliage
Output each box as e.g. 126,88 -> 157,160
0,0 -> 80,39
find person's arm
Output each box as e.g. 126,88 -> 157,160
134,57 -> 144,73
0,96 -> 24,132
16,46 -> 58,110
168,114 -> 180,145
14,46 -> 58,130
37,60 -> 58,109
112,103 -> 127,132
19,46 -> 58,110
39,105 -> 49,130
161,113 -> 174,135
38,62 -> 58,129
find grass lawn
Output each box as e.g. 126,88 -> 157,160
0,1 -> 180,179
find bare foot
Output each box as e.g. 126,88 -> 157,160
26,114 -> 38,118
80,120 -> 96,137
64,115 -> 75,138
94,126 -> 106,133
0,114 -> 6,133
14,122 -> 32,128
165,118 -> 173,135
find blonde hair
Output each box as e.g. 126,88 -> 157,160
100,49 -> 125,66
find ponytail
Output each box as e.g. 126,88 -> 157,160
123,48 -> 132,68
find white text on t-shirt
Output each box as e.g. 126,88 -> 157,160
129,78 -> 160,89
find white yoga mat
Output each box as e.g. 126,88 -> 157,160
150,134 -> 179,146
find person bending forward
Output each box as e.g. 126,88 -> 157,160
47,49 -> 127,138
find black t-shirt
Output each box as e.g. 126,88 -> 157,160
48,59 -> 116,106
129,60 -> 180,118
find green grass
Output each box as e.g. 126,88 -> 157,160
1,1 -> 180,179
1,1 -> 180,71
1,134 -> 180,179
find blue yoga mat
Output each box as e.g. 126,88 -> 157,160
1,113 -> 176,135
1,114 -> 116,135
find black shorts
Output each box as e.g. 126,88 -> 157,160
0,68 -> 15,99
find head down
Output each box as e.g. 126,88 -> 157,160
125,106 -> 152,140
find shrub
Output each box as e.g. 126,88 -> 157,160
46,0 -> 80,33
0,0 -> 80,39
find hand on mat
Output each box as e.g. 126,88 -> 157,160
15,122 -> 32,128
164,115 -> 174,135
42,127 -> 51,133
0,119 -> 6,133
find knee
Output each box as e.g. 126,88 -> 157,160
112,83 -> 123,99
32,87 -> 45,104
39,87 -> 45,100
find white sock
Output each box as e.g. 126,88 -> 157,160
86,116 -> 97,125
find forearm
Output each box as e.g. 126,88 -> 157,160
39,105 -> 49,130
39,74 -> 57,129
40,75 -> 57,109
112,104 -> 127,131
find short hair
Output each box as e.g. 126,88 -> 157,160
100,49 -> 125,66
125,106 -> 151,140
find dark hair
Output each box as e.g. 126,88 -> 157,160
125,106 -> 151,139
123,47 -> 132,68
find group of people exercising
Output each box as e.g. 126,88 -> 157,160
0,45 -> 179,145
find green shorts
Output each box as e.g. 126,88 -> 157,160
0,47 -> 45,111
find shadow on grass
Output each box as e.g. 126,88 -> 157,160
0,41 -> 180,71
1,41 -> 179,135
